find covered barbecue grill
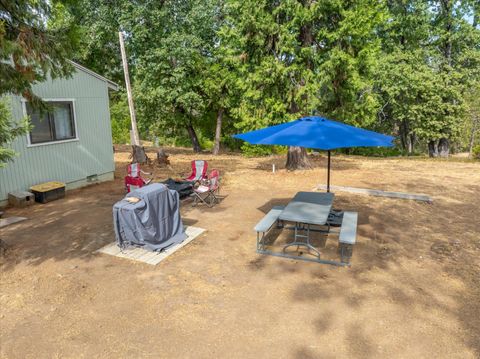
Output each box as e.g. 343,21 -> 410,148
113,183 -> 187,251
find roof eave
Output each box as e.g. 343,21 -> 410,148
106,80 -> 120,91
69,60 -> 120,91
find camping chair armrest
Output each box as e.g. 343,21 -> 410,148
200,178 -> 211,186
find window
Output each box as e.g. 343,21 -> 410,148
26,101 -> 76,144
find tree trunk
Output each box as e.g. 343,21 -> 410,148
186,122 -> 202,153
286,146 -> 312,170
407,137 -> 412,154
131,145 -> 148,164
399,120 -> 408,151
468,115 -> 478,158
428,140 -> 438,158
440,0 -> 454,68
285,5 -> 313,171
212,107 -> 224,155
408,133 -> 415,154
438,137 -> 449,157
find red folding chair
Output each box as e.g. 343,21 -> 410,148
183,160 -> 208,183
124,163 -> 152,193
192,169 -> 220,207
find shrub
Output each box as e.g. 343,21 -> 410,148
473,145 -> 480,160
241,143 -> 274,157
198,134 -> 214,151
346,146 -> 407,157
110,99 -> 131,144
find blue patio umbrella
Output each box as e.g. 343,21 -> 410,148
233,116 -> 394,192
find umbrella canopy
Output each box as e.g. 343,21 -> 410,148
233,116 -> 394,191
233,116 -> 394,150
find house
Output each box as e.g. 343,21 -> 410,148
0,62 -> 119,207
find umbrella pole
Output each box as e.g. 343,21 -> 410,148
327,150 -> 331,192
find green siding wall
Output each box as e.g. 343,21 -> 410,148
0,69 -> 115,202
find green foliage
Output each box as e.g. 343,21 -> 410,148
461,82 -> 480,151
223,0 -> 386,133
109,95 -> 130,144
0,1 -> 78,167
221,136 -> 243,152
346,147 -> 407,157
0,99 -> 30,167
130,0 -> 221,146
198,134 -> 214,151
71,0 -> 480,157
375,0 -> 479,155
314,0 -> 386,127
240,144 -> 274,157
68,0 -> 126,84
240,144 -> 289,157
0,0 -> 79,97
473,145 -> 480,159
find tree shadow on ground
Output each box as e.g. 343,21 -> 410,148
0,179 -> 205,272
1,156 -> 478,357
252,181 -> 480,357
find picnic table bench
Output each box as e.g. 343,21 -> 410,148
338,211 -> 358,264
254,205 -> 284,251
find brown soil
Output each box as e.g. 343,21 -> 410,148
1,146 -> 479,358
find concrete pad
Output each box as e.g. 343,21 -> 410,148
317,184 -> 432,202
96,226 -> 206,265
0,216 -> 27,228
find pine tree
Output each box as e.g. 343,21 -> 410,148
376,0 -> 479,157
223,0 -> 385,168
375,0 -> 431,154
0,0 -> 78,166
0,1 -> 78,97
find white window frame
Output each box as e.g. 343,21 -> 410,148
22,98 -> 79,147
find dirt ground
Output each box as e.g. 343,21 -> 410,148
1,146 -> 479,359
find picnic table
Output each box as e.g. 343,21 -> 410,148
278,191 -> 334,258
254,191 -> 358,266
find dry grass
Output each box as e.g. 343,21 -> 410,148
1,146 -> 479,358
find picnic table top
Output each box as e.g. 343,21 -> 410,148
278,191 -> 334,226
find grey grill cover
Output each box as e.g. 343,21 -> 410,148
113,183 -> 187,251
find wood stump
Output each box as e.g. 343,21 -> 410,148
131,145 -> 148,164
156,148 -> 170,166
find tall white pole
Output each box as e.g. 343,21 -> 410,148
119,31 -> 140,146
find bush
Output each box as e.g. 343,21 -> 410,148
345,146 -> 407,157
241,143 -> 274,157
198,133 -> 214,151
473,145 -> 480,160
110,99 -> 131,144
221,135 -> 242,151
